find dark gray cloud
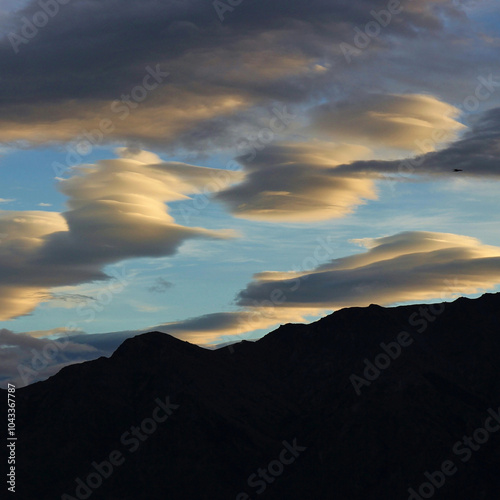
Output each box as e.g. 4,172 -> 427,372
48,293 -> 96,304
148,277 -> 174,293
0,0 -> 461,150
0,327 -> 101,387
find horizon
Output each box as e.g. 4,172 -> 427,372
2,290 -> 498,388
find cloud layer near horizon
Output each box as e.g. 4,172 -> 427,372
126,231 -> 500,344
0,327 -> 101,387
3,229 -> 500,387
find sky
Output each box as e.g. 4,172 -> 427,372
1,0 -> 500,386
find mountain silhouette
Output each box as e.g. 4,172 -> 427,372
2,293 -> 500,499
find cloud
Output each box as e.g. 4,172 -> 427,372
0,198 -> 15,203
236,231 -> 500,308
215,141 -> 377,221
151,308 -> 315,345
211,93 -> 484,224
0,87 -> 253,150
0,149 -> 239,320
0,210 -> 69,319
310,94 -> 465,152
3,229 -> 500,383
0,0 -> 463,150
1,315 -> 299,385
203,100 -> 500,224
0,327 -> 101,387
20,327 -> 85,339
148,277 -> 174,293
46,293 -> 97,309
128,231 -> 500,345
129,301 -> 164,313
330,106 -> 500,178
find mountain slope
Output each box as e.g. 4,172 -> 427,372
2,293 -> 500,499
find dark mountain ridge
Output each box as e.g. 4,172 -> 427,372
2,293 -> 500,499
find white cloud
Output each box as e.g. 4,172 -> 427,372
310,94 -> 465,152
215,141 -> 376,222
0,149 -> 240,320
236,231 -> 500,308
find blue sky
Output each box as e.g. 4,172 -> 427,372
1,0 -> 500,385
2,144 -> 499,338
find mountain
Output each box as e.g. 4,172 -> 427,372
2,293 -> 500,499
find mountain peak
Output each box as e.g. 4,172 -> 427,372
111,331 -> 205,362
111,330 -> 202,359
